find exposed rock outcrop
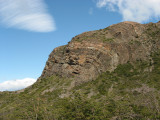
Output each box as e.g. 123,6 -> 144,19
40,21 -> 160,85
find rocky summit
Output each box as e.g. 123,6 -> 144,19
41,21 -> 160,84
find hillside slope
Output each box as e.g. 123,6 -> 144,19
1,21 -> 160,119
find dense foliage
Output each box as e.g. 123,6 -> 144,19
1,51 -> 160,119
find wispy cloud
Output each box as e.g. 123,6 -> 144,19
0,78 -> 36,91
96,0 -> 160,23
0,0 -> 56,32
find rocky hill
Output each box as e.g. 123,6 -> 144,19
41,21 -> 160,84
1,21 -> 160,119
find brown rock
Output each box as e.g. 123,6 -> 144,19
40,21 -> 160,85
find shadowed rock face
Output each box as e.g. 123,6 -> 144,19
40,21 -> 160,85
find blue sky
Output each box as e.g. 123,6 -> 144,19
0,0 -> 160,91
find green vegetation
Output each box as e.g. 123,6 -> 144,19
104,27 -> 110,31
129,40 -> 141,45
1,51 -> 160,119
145,23 -> 160,39
102,37 -> 114,43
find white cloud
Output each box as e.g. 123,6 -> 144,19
0,78 -> 36,91
0,0 -> 56,32
96,0 -> 160,23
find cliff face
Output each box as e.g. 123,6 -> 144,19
41,21 -> 160,84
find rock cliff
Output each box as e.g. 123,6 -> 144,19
41,21 -> 160,84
